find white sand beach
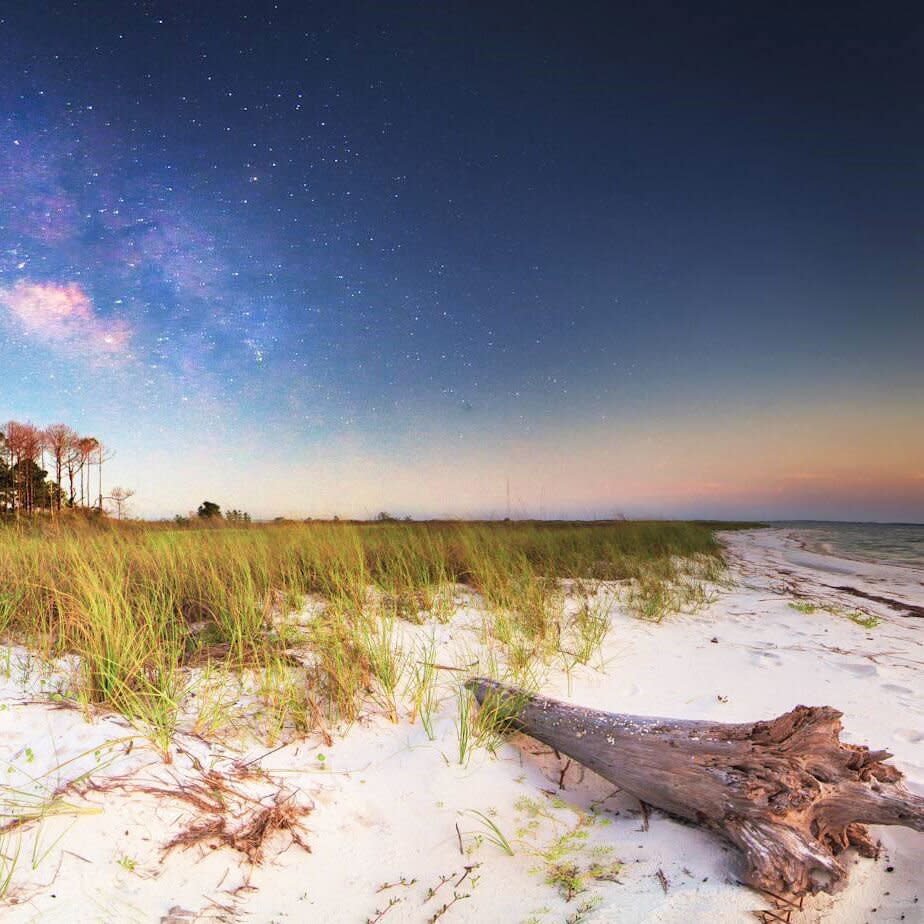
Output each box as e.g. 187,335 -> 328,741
2,528 -> 922,923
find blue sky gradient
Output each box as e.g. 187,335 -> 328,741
1,3 -> 921,520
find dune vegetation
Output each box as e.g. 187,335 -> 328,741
0,517 -> 735,754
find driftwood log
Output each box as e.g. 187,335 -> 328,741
467,678 -> 924,897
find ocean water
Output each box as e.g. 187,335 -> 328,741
779,521 -> 924,569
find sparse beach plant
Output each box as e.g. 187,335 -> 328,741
845,611 -> 880,629
360,613 -> 408,723
408,633 -> 440,738
454,668 -> 535,763
257,655 -> 314,741
0,829 -> 20,899
558,588 -> 613,688
455,683 -> 474,765
305,603 -> 371,725
571,593 -> 611,665
462,810 -> 515,855
471,682 -> 530,755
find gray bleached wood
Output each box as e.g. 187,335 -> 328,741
466,678 -> 924,898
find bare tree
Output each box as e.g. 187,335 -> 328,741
76,436 -> 99,508
95,441 -> 114,511
106,486 -> 135,520
64,434 -> 81,507
44,424 -> 76,513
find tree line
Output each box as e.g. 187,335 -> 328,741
0,420 -> 115,517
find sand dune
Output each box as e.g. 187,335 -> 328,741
1,529 -> 921,923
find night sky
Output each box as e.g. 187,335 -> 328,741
1,3 -> 922,520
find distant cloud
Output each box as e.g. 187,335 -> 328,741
0,281 -> 132,359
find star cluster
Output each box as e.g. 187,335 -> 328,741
1,3 -> 922,519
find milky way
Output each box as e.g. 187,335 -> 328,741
1,4 -> 922,520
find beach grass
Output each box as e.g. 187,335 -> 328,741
0,518 -> 738,748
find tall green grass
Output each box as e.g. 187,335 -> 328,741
0,518 -> 733,747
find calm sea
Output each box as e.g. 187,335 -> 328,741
777,521 -> 924,570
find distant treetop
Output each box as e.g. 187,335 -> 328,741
197,500 -> 222,519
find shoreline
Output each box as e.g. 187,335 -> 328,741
729,527 -> 924,621
774,523 -> 924,575
1,528 -> 921,922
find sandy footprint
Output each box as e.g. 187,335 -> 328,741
880,683 -> 913,696
749,649 -> 783,667
835,661 -> 878,677
894,728 -> 924,744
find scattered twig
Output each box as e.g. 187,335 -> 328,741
589,788 -> 622,812
237,741 -> 289,769
163,789 -> 312,864
455,822 -> 464,856
638,800 -> 650,832
750,883 -> 803,923
753,909 -> 792,924
558,758 -> 572,790
656,868 -> 668,893
421,661 -> 478,673
454,863 -> 481,888
62,849 -> 92,864
753,885 -> 802,911
202,896 -> 236,914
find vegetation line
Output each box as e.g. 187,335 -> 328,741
0,507 -> 745,751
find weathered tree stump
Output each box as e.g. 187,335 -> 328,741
467,678 -> 924,897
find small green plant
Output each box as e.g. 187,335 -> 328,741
558,590 -> 613,689
462,810 -> 515,856
520,912 -> 551,924
789,601 -> 817,614
257,656 -> 314,741
0,829 -> 21,898
455,687 -> 474,765
0,740 -> 124,896
117,855 -> 137,872
571,594 -> 611,665
566,895 -> 603,923
454,679 -> 531,764
361,614 -> 408,722
473,684 -> 528,754
512,795 -> 621,906
845,611 -> 880,629
587,860 -> 622,882
545,861 -> 585,901
407,633 -> 439,739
